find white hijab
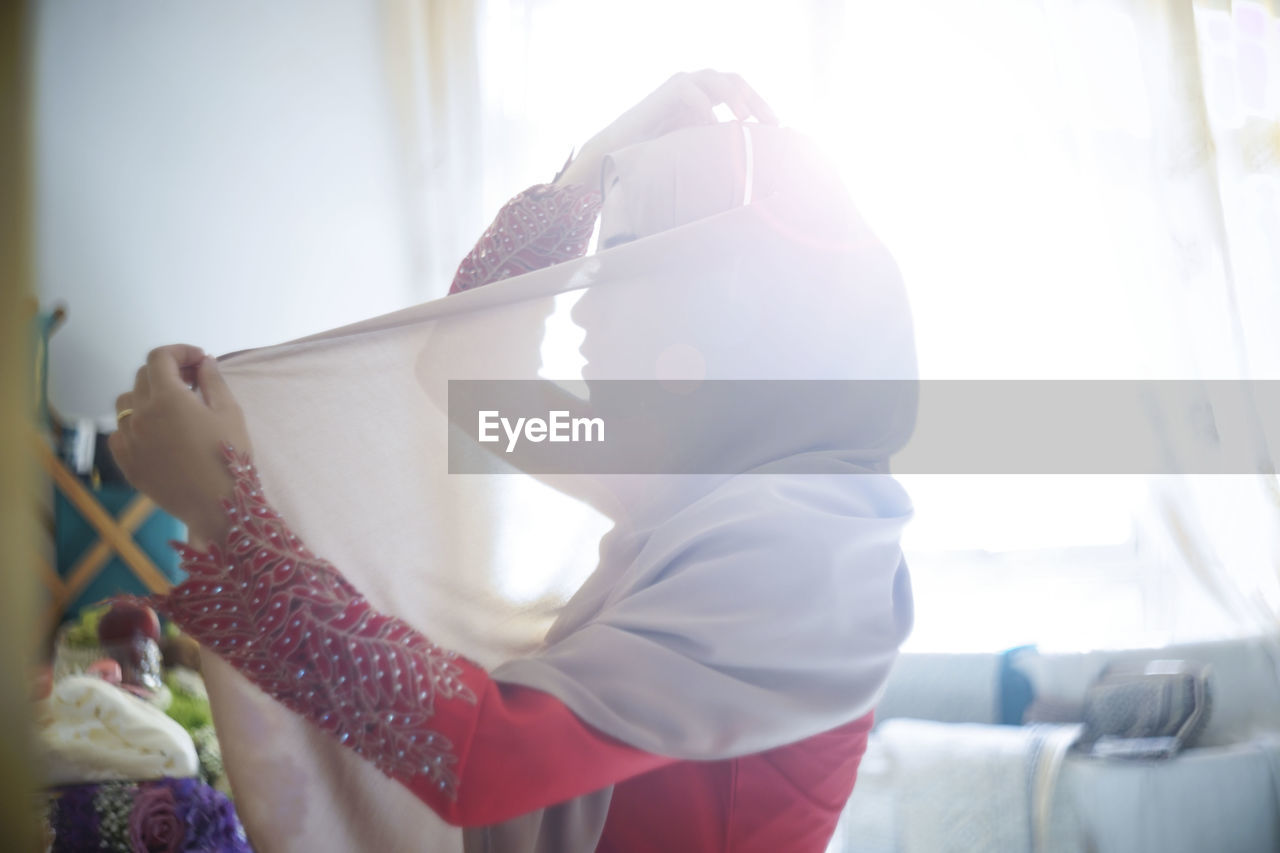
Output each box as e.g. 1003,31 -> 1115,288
202,123 -> 916,853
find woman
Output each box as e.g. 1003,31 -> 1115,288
110,71 -> 916,852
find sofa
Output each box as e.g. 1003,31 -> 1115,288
834,636 -> 1280,853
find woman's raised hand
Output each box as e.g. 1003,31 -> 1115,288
555,70 -> 778,189
109,345 -> 251,542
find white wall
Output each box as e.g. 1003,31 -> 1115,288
35,0 -> 417,419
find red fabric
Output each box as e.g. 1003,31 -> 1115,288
598,711 -> 874,853
452,676 -> 875,848
450,182 -> 602,294
427,675 -> 671,825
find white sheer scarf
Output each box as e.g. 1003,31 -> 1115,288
202,123 -> 917,852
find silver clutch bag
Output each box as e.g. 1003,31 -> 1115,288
1080,659 -> 1212,759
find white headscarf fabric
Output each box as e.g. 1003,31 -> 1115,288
201,123 -> 916,853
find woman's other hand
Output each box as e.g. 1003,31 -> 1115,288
109,345 -> 250,543
555,70 -> 778,189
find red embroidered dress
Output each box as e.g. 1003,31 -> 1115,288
152,182 -> 874,851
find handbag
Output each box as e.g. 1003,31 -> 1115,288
1080,659 -> 1212,759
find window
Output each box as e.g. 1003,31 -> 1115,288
470,0 -> 1276,651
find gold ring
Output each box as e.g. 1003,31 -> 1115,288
116,408 -> 135,423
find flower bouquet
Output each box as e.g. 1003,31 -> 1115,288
46,777 -> 251,853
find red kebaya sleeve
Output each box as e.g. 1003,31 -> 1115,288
148,445 -> 671,827
449,182 -> 602,294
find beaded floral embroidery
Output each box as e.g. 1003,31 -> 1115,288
151,444 -> 476,798
450,182 -> 602,294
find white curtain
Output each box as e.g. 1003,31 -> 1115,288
1124,0 -> 1280,639
380,0 -> 489,298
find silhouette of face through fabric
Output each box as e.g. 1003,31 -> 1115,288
562,122 -> 917,479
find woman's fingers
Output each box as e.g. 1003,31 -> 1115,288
114,393 -> 134,433
108,344 -> 248,539
686,70 -> 778,125
133,365 -> 150,401
744,86 -> 779,125
106,429 -> 130,474
147,344 -> 206,391
695,70 -> 751,121
649,70 -> 778,140
660,78 -> 717,134
196,357 -> 234,410
568,71 -> 778,187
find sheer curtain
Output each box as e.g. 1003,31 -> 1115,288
1130,0 -> 1280,639
834,0 -> 1280,649
383,0 -> 1280,651
381,0 -> 488,300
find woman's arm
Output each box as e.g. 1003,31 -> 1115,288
449,70 -> 776,295
449,182 -> 602,294
145,444 -> 672,826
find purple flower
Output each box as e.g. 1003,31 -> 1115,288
174,779 -> 250,852
129,783 -> 184,853
50,786 -> 99,852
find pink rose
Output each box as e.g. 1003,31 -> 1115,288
85,657 -> 123,684
129,784 -> 184,853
